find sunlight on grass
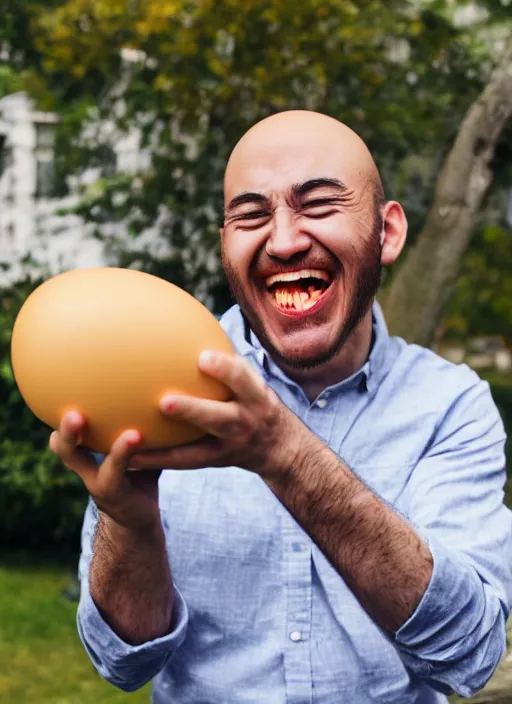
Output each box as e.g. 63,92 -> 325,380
0,556 -> 152,704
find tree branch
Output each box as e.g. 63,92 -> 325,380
382,39 -> 512,347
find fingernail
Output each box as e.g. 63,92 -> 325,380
126,430 -> 141,446
199,350 -> 216,368
67,410 -> 83,425
160,396 -> 178,413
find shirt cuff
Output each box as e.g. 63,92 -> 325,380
392,533 -> 499,694
77,580 -> 189,691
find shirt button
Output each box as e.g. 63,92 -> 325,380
289,631 -> 302,642
316,398 -> 328,409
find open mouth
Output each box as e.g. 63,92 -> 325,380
265,268 -> 333,314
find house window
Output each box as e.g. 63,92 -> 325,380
35,123 -> 56,198
0,134 -> 7,180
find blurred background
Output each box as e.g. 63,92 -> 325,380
0,1 -> 511,702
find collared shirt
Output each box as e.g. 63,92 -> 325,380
77,302 -> 512,703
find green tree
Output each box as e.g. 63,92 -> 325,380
1,1 -> 63,106
31,0 -> 481,311
382,39 -> 512,345
442,224 -> 512,345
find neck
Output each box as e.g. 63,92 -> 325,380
275,310 -> 374,402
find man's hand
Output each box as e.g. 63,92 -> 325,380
129,350 -> 310,478
49,412 -> 162,532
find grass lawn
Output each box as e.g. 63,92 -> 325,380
0,552 -> 152,704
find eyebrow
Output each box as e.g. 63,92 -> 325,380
226,192 -> 269,211
293,177 -> 349,196
224,176 -> 350,219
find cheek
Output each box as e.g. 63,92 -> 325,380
313,213 -> 376,264
311,219 -> 358,264
221,228 -> 267,279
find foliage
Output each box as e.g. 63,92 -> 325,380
0,67 -> 24,99
1,1 -> 63,109
29,0 -> 485,310
0,280 -> 89,550
443,224 -> 512,344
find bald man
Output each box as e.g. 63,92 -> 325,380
51,111 -> 512,703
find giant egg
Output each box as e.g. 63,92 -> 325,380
11,267 -> 235,454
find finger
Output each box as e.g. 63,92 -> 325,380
198,351 -> 267,403
129,435 -> 223,470
50,429 -> 98,477
49,411 -> 98,481
57,410 -> 87,457
96,429 -> 143,496
159,395 -> 240,438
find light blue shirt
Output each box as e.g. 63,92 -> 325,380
77,301 -> 512,703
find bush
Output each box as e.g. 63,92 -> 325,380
0,279 -> 88,551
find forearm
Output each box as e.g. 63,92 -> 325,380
90,513 -> 173,645
267,437 -> 433,632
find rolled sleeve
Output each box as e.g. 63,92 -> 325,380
394,535 -> 508,697
395,377 -> 512,697
76,497 -> 189,692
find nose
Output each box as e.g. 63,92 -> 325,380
265,207 -> 312,260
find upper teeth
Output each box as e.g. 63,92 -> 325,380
265,269 -> 331,288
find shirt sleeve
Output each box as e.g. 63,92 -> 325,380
76,495 -> 189,692
393,375 -> 512,698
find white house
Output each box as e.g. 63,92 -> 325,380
0,91 -> 169,288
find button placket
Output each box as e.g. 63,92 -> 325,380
283,520 -> 313,703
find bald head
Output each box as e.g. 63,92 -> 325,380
219,110 -> 407,377
224,110 -> 384,208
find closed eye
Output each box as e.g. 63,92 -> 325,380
301,198 -> 341,218
237,211 -> 270,220
232,210 -> 271,230
302,197 -> 343,208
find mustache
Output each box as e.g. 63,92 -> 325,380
251,251 -> 341,280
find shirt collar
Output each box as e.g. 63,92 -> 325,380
219,299 -> 392,394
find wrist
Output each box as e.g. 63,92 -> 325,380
98,511 -> 164,545
265,427 -> 325,494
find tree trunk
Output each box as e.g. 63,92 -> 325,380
381,39 -> 512,348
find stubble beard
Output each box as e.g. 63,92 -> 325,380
222,214 -> 383,371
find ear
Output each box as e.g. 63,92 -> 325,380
379,201 -> 408,266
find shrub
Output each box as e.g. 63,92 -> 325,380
0,279 -> 87,550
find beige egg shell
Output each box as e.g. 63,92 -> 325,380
11,267 -> 235,454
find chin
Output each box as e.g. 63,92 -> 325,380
268,335 -> 342,371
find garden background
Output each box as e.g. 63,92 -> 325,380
1,1 -> 511,701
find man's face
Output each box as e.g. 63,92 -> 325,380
221,132 -> 383,370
